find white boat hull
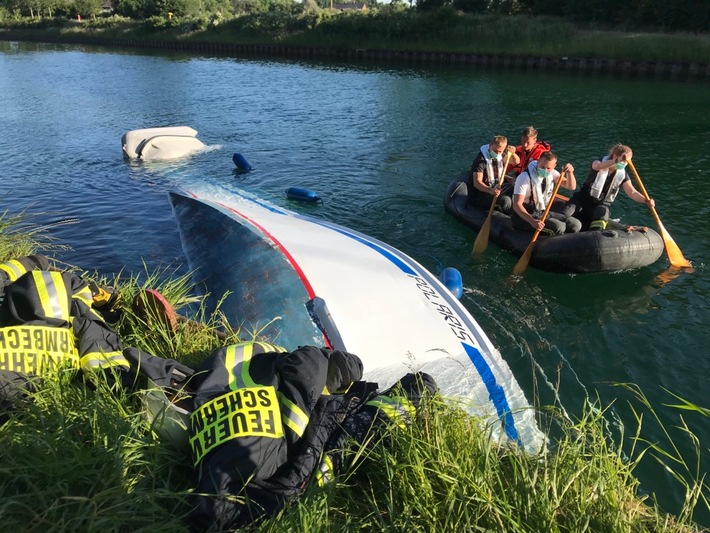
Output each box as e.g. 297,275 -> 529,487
169,185 -> 544,453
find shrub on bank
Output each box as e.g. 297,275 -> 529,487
1,9 -> 708,63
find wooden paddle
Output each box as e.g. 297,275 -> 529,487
472,151 -> 513,256
133,289 -> 227,340
627,160 -> 691,269
512,171 -> 566,277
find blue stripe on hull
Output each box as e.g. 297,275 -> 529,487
171,188 -> 526,448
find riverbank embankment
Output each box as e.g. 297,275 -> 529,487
2,30 -> 709,81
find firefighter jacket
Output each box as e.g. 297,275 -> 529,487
177,341 -> 436,532
0,254 -> 50,298
0,266 -> 131,400
122,342 -> 437,532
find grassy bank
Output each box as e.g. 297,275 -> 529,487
1,211 -> 708,530
2,11 -> 710,64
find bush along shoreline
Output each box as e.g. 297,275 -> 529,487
1,10 -> 709,80
3,29 -> 710,80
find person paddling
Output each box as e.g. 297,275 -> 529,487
512,151 -> 581,235
466,134 -> 520,215
563,144 -> 654,231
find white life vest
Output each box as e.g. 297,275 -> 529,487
526,161 -> 555,212
589,156 -> 627,203
480,144 -> 506,188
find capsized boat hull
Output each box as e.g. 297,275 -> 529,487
169,186 -> 544,453
122,126 -> 205,161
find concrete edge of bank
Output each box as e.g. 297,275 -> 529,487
3,32 -> 709,81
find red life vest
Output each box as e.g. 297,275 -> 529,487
511,141 -> 551,177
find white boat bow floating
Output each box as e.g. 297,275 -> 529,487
122,126 -> 206,161
169,185 -> 544,454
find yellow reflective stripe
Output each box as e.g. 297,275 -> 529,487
366,395 -> 416,429
278,391 -> 309,437
225,341 -> 285,391
0,259 -> 26,281
189,385 -> 283,464
80,350 -> 129,369
32,271 -> 70,321
225,343 -> 253,390
315,454 -> 334,487
0,325 -> 78,373
74,285 -> 94,308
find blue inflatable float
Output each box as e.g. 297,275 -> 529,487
232,153 -> 252,171
439,267 -> 463,300
286,187 -> 321,203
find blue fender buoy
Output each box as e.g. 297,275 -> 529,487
286,187 -> 321,203
439,267 -> 463,300
232,153 -> 252,171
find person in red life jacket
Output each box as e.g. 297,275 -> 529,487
467,134 -> 520,215
0,258 -> 131,421
510,126 -> 552,178
563,144 -> 654,231
511,151 -> 582,235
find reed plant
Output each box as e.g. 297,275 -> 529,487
0,208 -> 73,261
254,390 -> 707,532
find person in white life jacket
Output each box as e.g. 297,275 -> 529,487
0,257 -> 131,420
467,134 -> 521,215
563,144 -> 655,231
123,342 -> 437,532
511,151 -> 582,235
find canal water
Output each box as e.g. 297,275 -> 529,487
1,40 -> 708,524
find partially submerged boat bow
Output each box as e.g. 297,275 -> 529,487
122,126 -> 206,161
169,185 -> 544,454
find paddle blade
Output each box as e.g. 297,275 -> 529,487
512,242 -> 535,276
656,217 -> 692,268
472,215 -> 492,255
628,160 -> 691,269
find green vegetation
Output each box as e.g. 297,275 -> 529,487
0,208 -> 72,260
1,0 -> 709,63
1,214 -> 708,531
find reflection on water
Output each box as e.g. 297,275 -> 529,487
655,265 -> 695,286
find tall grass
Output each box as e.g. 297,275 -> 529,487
0,209 -> 73,261
254,390 -> 707,532
2,380 -> 706,531
1,221 -> 707,531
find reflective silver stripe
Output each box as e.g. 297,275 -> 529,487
225,341 -> 285,391
0,260 -> 25,281
278,391 -> 309,437
74,285 -> 94,308
315,454 -> 334,487
32,271 -> 69,320
225,343 -> 252,390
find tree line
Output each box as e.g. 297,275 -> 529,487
1,0 -> 707,33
